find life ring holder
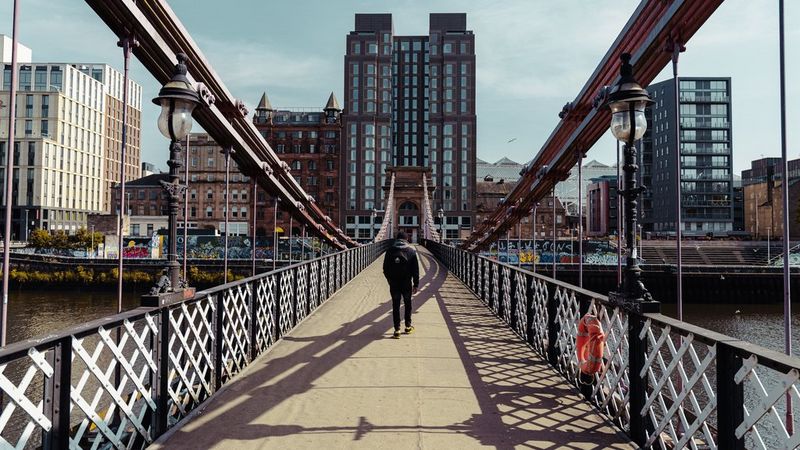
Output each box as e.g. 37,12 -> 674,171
576,314 -> 606,385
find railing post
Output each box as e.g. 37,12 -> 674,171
628,313 -> 647,446
545,280 -> 560,367
153,308 -> 170,437
525,273 -> 535,348
509,267 -> 518,330
717,342 -> 745,449
273,273 -> 281,341
248,281 -> 258,361
213,293 -> 224,390
43,337 -> 71,449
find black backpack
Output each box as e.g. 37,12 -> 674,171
387,247 -> 412,283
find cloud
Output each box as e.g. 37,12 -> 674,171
193,35 -> 337,104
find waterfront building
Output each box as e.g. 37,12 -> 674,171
342,13 -> 476,242
642,77 -> 734,236
254,91 -> 342,233
0,35 -> 31,64
743,177 -> 800,240
0,48 -> 143,238
476,157 -> 524,183
741,156 -> 800,186
182,133 -> 253,235
476,178 -> 567,240
586,175 -> 620,237
141,161 -> 156,177
555,160 -> 617,216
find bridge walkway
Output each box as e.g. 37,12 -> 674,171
153,247 -> 634,449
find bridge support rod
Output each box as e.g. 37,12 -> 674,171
222,146 -> 233,284
778,0 -> 794,434
1,0 -> 19,347
666,35 -> 685,320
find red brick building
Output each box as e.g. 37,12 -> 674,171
476,177 -> 568,239
253,92 -> 342,235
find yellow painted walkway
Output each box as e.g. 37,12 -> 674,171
153,247 -> 634,449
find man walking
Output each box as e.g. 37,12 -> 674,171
383,232 -> 420,339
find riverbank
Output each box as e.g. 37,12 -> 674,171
7,265 -> 246,290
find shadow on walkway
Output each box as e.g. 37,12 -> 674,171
153,247 -> 634,449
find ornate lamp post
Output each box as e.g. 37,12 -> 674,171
604,53 -> 658,313
145,53 -> 202,305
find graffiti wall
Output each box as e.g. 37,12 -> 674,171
481,239 -> 621,265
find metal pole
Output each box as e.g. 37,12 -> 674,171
183,134 -> 189,282
577,149 -> 584,287
91,225 -> 94,258
622,106 -> 650,304
164,140 -> 183,291
222,146 -> 232,284
517,222 -> 522,268
532,204 -> 538,273
778,0 -> 794,432
768,227 -> 771,262
301,225 -> 306,261
670,38 -> 684,320
272,197 -> 278,271
2,0 -> 19,345
251,179 -> 257,277
506,229 -> 510,265
115,35 -> 135,315
552,186 -> 557,279
289,216 -> 294,264
617,140 -> 623,286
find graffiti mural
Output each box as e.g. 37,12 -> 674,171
481,239 -> 621,265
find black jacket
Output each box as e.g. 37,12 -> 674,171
383,239 -> 420,289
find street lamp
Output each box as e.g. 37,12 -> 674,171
148,53 -> 202,302
437,208 -> 444,243
605,53 -> 657,312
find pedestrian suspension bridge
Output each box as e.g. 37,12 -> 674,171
1,1 -> 799,449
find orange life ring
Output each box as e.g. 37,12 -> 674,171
576,314 -> 606,376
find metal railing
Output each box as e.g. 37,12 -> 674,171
426,241 -> 800,450
0,241 -> 389,449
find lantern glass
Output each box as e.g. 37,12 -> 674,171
609,100 -> 648,142
156,98 -> 197,141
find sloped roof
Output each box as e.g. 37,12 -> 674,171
256,92 -> 273,111
494,157 -> 519,166
324,92 -> 341,110
125,173 -> 170,186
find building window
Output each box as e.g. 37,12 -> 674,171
206,206 -> 213,218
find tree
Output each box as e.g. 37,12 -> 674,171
51,231 -> 69,249
27,229 -> 51,249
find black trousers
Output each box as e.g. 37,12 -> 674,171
390,286 -> 413,330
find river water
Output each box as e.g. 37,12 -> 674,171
6,290 -> 143,344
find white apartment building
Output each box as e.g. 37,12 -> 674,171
0,54 -> 142,239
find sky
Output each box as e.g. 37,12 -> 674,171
1,0 -> 798,175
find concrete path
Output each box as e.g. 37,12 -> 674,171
154,247 -> 635,449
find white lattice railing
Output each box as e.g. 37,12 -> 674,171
373,173 -> 396,242
425,240 -> 800,450
0,242 -> 390,449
